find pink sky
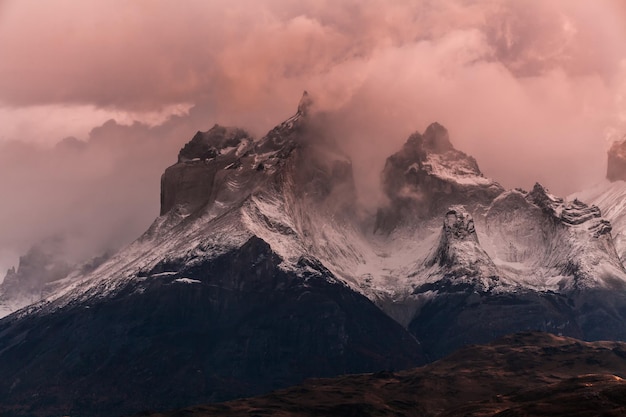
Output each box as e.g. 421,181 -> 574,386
0,0 -> 625,272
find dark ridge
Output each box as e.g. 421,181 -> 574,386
0,237 -> 423,417
137,332 -> 626,417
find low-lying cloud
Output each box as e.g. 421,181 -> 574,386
0,0 -> 624,273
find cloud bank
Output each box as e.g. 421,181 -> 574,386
0,0 -> 625,272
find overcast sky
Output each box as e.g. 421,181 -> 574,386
1,0 -> 625,273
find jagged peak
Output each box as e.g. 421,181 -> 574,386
423,122 -> 454,153
531,182 -> 547,194
527,183 -> 612,237
527,183 -> 563,209
402,122 -> 455,157
176,92 -> 314,164
388,123 -> 493,189
160,90 -> 354,217
297,90 -> 313,116
257,91 -> 316,150
424,205 -> 500,285
178,125 -> 252,162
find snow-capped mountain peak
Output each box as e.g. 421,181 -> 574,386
4,94 -> 626,332
7,95 -> 626,416
375,123 -> 503,233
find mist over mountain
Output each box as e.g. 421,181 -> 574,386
1,0 -> 626,275
0,2 -> 626,416
1,94 -> 626,415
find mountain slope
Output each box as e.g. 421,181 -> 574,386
0,95 -> 424,417
360,128 -> 626,358
2,94 -> 626,415
0,237 -> 421,417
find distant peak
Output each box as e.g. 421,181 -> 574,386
423,122 -> 454,153
531,182 -> 548,195
402,122 -> 454,156
297,90 -> 313,115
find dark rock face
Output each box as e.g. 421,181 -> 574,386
284,141 -> 356,214
0,237 -> 423,417
159,92 -> 352,218
607,139 -> 626,182
425,207 -> 492,272
160,126 -> 253,215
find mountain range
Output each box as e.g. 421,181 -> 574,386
2,92 -> 626,416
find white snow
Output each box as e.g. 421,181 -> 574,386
423,154 -> 495,187
174,278 -> 201,284
572,180 -> 626,261
150,272 -> 177,277
19,167 -> 624,321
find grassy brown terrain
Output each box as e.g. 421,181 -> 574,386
141,332 -> 626,417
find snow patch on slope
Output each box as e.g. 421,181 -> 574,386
421,154 -> 495,187
573,180 -> 626,263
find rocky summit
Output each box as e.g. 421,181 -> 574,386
2,93 -> 626,416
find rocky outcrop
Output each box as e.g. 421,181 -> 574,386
178,126 -> 251,163
411,199 -> 626,356
528,183 -> 609,233
406,184 -> 626,359
607,139 -> 626,182
159,92 -> 353,219
415,206 -> 501,295
528,183 -> 616,243
428,207 -> 487,268
160,125 -> 254,215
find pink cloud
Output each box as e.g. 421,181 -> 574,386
0,0 -> 624,272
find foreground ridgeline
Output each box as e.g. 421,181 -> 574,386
2,93 -> 626,416
143,332 -> 626,417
